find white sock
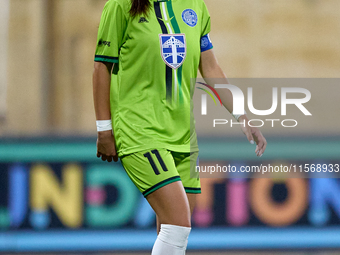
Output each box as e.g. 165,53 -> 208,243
151,224 -> 191,255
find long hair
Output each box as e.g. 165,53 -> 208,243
129,0 -> 151,18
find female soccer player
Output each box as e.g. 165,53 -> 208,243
93,0 -> 267,254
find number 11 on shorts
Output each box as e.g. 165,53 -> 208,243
143,149 -> 169,175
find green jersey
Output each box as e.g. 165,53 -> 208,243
95,0 -> 212,157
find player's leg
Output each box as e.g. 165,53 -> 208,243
147,181 -> 192,255
155,151 -> 199,235
121,149 -> 192,254
187,193 -> 197,215
152,151 -> 200,253
156,192 -> 197,234
147,181 -> 191,227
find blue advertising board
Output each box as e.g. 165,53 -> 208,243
1,138 -> 340,251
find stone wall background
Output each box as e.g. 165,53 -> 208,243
1,0 -> 339,136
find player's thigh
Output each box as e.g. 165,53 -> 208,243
187,193 -> 197,215
148,181 -> 191,227
121,148 -> 191,226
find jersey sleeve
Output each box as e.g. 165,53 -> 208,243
200,1 -> 213,52
201,1 -> 211,37
94,0 -> 128,63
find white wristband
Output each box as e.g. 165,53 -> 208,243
96,120 -> 112,132
233,111 -> 247,121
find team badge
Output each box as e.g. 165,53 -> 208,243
182,9 -> 198,27
159,34 -> 186,69
201,36 -> 209,48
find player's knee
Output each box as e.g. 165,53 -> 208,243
178,220 -> 191,228
173,209 -> 191,228
159,224 -> 191,248
160,214 -> 191,228
158,212 -> 191,228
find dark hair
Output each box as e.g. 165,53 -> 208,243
129,0 -> 151,18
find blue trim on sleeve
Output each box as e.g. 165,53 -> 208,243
200,34 -> 213,52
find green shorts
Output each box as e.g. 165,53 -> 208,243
120,149 -> 201,197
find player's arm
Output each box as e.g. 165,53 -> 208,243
199,49 -> 267,157
93,61 -> 118,162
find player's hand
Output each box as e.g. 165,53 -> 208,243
238,115 -> 267,157
96,130 -> 119,162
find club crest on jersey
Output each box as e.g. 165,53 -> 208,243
159,34 -> 186,70
182,9 -> 197,27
